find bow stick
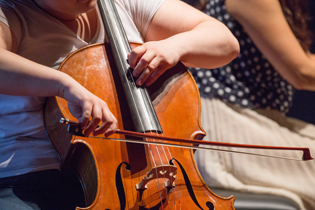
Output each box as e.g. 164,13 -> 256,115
60,118 -> 313,161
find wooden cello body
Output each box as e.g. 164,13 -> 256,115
44,0 -> 235,209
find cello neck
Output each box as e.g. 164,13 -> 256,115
97,0 -> 162,134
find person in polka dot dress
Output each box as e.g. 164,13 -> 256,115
184,0 -> 315,209
191,0 -> 296,113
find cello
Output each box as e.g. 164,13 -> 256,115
44,0 -> 312,209
44,0 -> 235,209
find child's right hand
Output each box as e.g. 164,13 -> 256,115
61,77 -> 117,138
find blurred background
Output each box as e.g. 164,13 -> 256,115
286,0 -> 315,124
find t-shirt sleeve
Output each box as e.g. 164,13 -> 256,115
0,1 -> 22,44
118,0 -> 166,39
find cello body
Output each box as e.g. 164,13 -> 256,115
44,0 -> 235,209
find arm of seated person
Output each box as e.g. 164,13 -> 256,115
0,22 -> 116,137
128,0 -> 240,86
225,0 -> 315,91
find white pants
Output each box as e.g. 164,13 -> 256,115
195,97 -> 315,210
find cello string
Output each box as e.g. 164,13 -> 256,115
136,71 -> 172,197
149,131 -> 172,206
159,133 -> 180,209
123,68 -> 165,208
139,72 -> 174,207
98,43 -> 158,207
151,131 -> 180,208
114,63 -> 176,207
144,135 -> 165,209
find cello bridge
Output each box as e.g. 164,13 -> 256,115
135,165 -> 177,190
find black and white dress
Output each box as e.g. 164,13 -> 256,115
190,0 -> 294,113
190,1 -> 315,209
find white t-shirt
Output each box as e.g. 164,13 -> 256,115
0,0 -> 165,178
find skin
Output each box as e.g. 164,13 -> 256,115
0,0 -> 239,137
225,0 -> 315,91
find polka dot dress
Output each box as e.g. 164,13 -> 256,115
189,0 -> 295,113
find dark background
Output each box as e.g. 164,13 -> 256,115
286,0 -> 315,125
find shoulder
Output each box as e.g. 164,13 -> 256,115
0,0 -> 57,48
0,0 -> 26,43
115,0 -> 165,16
114,0 -> 165,40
